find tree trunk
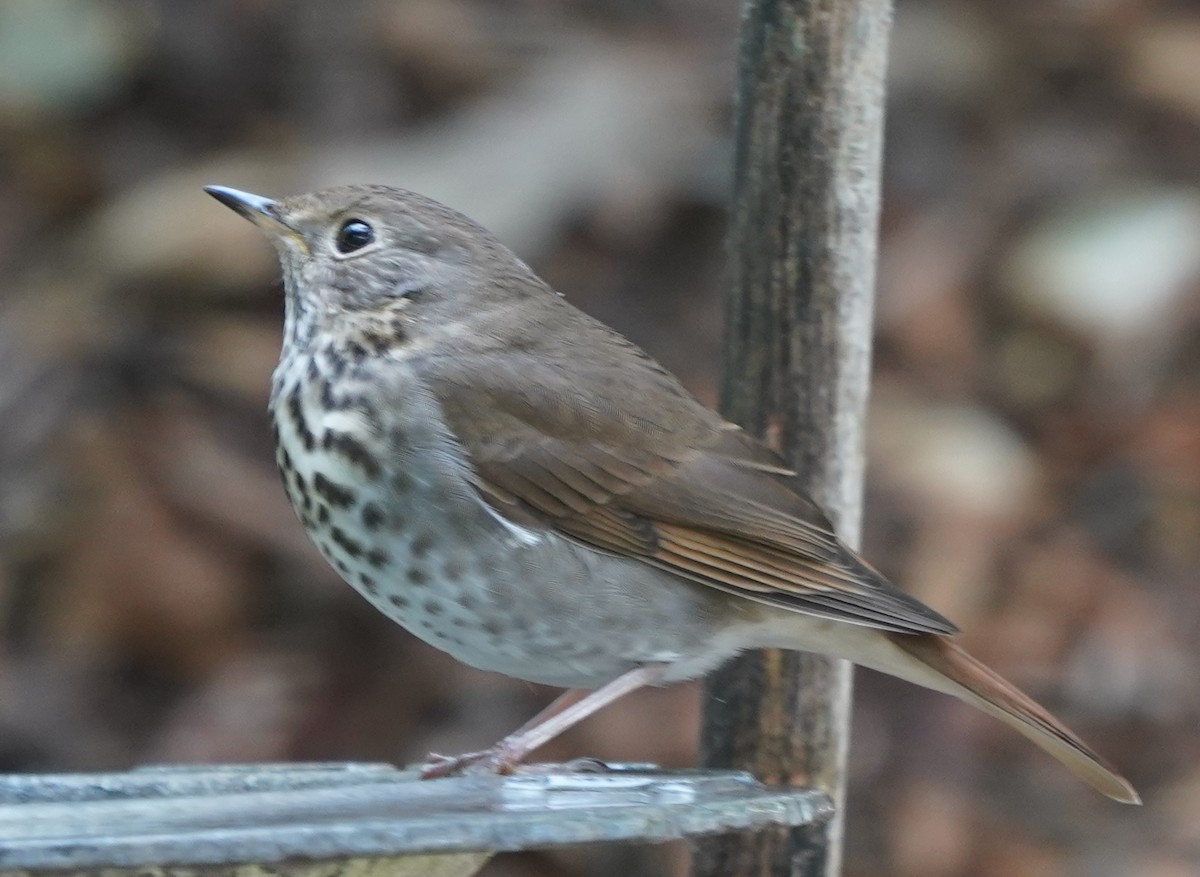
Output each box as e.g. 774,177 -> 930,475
693,1 -> 892,875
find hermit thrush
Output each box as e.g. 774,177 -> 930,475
205,184 -> 1137,803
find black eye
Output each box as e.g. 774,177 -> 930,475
335,219 -> 375,254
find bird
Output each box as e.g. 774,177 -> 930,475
203,183 -> 1138,803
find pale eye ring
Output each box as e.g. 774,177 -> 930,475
335,218 -> 375,254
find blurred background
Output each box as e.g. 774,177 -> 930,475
0,0 -> 1196,875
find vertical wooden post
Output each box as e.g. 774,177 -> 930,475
693,1 -> 892,876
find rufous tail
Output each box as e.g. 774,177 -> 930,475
888,633 -> 1140,804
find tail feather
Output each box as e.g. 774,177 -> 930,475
889,633 -> 1139,804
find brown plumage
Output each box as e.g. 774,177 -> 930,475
426,344 -> 956,635
205,183 -> 1139,803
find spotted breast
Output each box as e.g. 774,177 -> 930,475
268,342 -> 733,689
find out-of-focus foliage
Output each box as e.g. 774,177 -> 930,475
0,1 -> 1194,875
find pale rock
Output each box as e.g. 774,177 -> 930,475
869,388 -> 1038,521
1005,189 -> 1200,342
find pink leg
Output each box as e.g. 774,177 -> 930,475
420,663 -> 669,779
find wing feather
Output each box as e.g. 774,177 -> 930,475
420,328 -> 957,636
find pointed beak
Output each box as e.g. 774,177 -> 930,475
205,185 -> 308,253
203,184 -> 277,220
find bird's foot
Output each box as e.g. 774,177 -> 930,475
419,746 -> 519,780
418,751 -> 621,779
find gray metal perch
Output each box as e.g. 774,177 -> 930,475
0,762 -> 831,877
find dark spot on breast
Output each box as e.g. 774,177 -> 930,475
324,432 -> 381,478
366,548 -> 390,568
316,504 -> 330,525
313,472 -> 356,508
286,384 -> 316,451
346,340 -> 368,362
362,330 -> 394,355
458,594 -> 477,611
286,384 -> 302,422
407,567 -> 428,586
389,594 -> 409,609
319,378 -> 336,411
391,470 -> 414,495
411,531 -> 434,557
442,559 -> 465,582
358,572 -> 378,595
326,354 -> 346,380
360,502 -> 384,530
423,599 -> 443,616
322,388 -> 357,412
482,619 -> 503,637
330,526 -> 364,558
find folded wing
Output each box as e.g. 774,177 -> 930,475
422,333 -> 956,636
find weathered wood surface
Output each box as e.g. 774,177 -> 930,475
697,0 -> 893,876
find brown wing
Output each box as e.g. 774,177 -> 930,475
419,323 -> 956,636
